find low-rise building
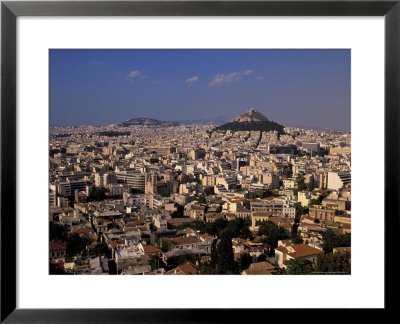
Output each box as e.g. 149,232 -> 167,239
274,243 -> 324,269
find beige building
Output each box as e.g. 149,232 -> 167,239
329,146 -> 351,155
202,175 -> 216,187
190,205 -> 206,221
251,211 -> 270,227
283,178 -> 297,189
309,206 -> 336,222
259,173 -> 280,189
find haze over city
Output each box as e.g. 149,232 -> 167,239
50,49 -> 350,131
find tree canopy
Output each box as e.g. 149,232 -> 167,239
296,175 -> 307,191
314,252 -> 351,274
238,253 -> 253,272
321,229 -> 351,253
88,187 -> 107,201
257,220 -> 289,247
214,230 -> 237,274
284,258 -> 314,274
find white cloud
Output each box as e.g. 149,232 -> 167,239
186,75 -> 199,87
209,69 -> 253,86
126,70 -> 147,82
257,76 -> 265,80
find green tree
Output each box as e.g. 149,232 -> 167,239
238,253 -> 253,272
321,229 -> 351,253
199,262 -> 218,274
170,205 -> 184,218
158,238 -> 174,252
296,175 -> 307,191
191,219 -> 206,233
50,222 -> 69,241
210,238 -> 218,267
94,242 -> 109,256
295,205 -> 304,223
257,221 -> 289,247
66,233 -> 89,257
318,148 -> 329,157
226,218 -> 251,239
242,200 -> 251,210
309,199 -> 321,206
292,233 -> 303,244
291,223 -> 298,238
314,251 -> 351,274
257,253 -> 267,262
148,254 -> 160,270
290,223 -> 303,244
244,215 -> 252,227
255,189 -> 279,199
214,218 -> 229,237
197,196 -> 206,204
204,222 -> 218,236
88,187 -> 106,202
285,258 -> 314,274
215,230 -> 237,274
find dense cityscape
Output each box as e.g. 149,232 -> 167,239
49,108 -> 351,275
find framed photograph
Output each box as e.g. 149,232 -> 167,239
1,0 -> 398,321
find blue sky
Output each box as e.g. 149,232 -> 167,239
50,49 -> 350,130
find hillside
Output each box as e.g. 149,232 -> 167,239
213,108 -> 285,135
117,118 -> 179,127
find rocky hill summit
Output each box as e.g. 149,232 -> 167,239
231,108 -> 269,123
213,107 -> 285,135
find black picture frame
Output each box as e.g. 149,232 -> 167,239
1,0 -> 398,322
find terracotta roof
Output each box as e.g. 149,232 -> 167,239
243,261 -> 275,275
199,233 -> 213,240
167,218 -> 192,224
165,262 -> 199,275
142,245 -> 161,254
261,196 -> 275,201
279,239 -> 292,246
72,227 -> 94,234
275,244 -> 323,258
172,236 -> 200,245
177,262 -> 199,274
50,240 -> 67,251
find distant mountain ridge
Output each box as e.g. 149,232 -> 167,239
214,108 -> 285,134
117,118 -> 179,127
